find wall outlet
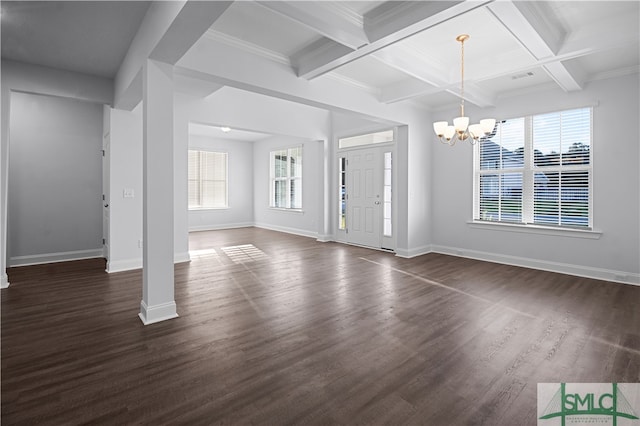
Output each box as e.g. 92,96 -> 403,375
138,239 -> 143,248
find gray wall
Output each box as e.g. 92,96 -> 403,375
188,135 -> 254,231
253,135 -> 322,238
431,73 -> 640,283
8,92 -> 103,264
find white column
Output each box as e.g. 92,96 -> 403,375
139,59 -> 178,325
317,139 -> 331,242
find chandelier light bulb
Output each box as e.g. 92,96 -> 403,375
480,119 -> 496,135
433,121 -> 448,137
444,126 -> 456,141
468,124 -> 483,140
453,116 -> 469,133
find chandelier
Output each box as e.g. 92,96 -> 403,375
433,34 -> 495,146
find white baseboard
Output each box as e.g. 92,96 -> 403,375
395,245 -> 432,259
107,258 -> 143,273
1,274 -> 9,289
254,222 -> 318,239
316,234 -> 334,243
174,251 -> 191,264
9,248 -> 104,267
431,244 -> 640,286
107,253 -> 191,273
189,222 -> 253,232
138,300 -> 178,325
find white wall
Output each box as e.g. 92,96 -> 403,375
106,105 -> 144,272
175,88 -> 332,240
431,73 -> 640,284
188,135 -> 254,231
253,135 -> 323,238
8,92 -> 103,265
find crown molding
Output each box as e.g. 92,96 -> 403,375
325,71 -> 380,95
204,29 -> 291,66
204,28 -> 378,96
326,1 -> 364,28
588,65 -> 640,83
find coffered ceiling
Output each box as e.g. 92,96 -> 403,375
2,1 -> 639,113
203,0 -> 639,111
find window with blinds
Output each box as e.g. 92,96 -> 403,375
270,146 -> 302,209
188,150 -> 228,209
474,107 -> 592,228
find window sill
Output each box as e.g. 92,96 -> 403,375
189,207 -> 229,211
269,207 -> 304,214
467,220 -> 602,239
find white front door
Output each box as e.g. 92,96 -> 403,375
346,147 -> 383,248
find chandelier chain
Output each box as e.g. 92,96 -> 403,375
432,33 -> 495,146
460,36 -> 465,117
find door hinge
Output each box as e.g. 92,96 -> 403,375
102,238 -> 106,245
346,228 -> 348,234
102,194 -> 105,201
102,149 -> 105,157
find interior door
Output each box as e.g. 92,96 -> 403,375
346,147 -> 383,248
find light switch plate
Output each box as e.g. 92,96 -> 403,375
123,188 -> 135,198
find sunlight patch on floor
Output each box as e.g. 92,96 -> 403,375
221,244 -> 268,263
189,248 -> 220,260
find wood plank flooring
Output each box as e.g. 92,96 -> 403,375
2,227 -> 639,425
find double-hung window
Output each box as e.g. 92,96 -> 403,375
188,150 -> 228,209
474,107 -> 592,228
270,146 -> 302,209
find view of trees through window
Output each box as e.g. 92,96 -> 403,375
475,107 -> 591,227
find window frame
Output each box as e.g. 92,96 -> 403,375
188,149 -> 228,210
473,107 -> 594,230
269,146 -> 303,210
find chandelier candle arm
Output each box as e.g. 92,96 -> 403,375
433,34 -> 495,146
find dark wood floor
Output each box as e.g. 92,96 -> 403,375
2,227 -> 639,425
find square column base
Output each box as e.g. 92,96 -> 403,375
138,300 -> 178,325
1,274 -> 9,289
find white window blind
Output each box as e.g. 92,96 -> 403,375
188,150 -> 227,209
270,146 -> 302,209
475,107 -> 592,228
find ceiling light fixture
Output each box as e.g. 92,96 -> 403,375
220,126 -> 231,133
433,34 -> 495,146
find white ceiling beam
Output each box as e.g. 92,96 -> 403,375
543,61 -> 585,92
487,1 -> 584,92
293,1 -> 491,80
256,1 -> 369,50
291,38 -> 354,80
364,1 -> 467,43
149,1 -> 232,64
177,36 -> 423,125
114,1 -> 232,109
